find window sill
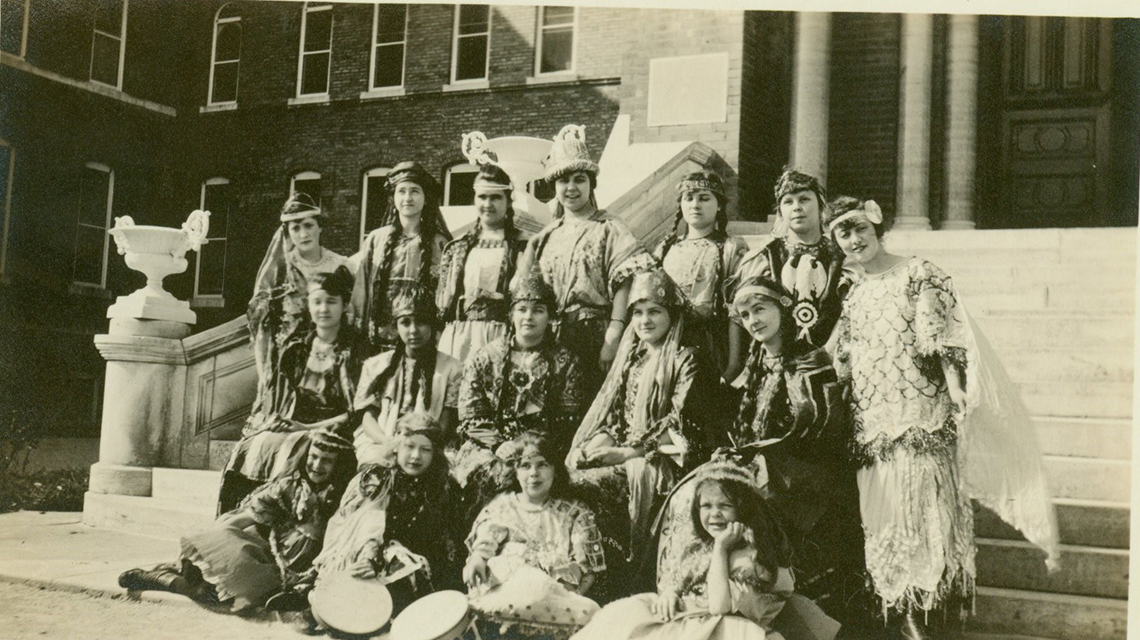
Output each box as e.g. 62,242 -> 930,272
288,94 -> 330,106
69,283 -> 114,300
525,73 -> 578,86
191,296 -> 226,308
199,102 -> 237,114
441,79 -> 489,93
359,86 -> 406,100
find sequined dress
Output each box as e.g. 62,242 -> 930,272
834,257 -> 975,615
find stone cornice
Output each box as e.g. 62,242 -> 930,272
95,334 -> 188,364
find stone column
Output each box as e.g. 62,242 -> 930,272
87,321 -> 189,497
789,12 -> 832,183
894,14 -> 935,230
943,15 -> 980,230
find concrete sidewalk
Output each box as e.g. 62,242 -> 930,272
0,510 -> 189,606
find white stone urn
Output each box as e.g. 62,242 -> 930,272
106,210 -> 210,325
462,132 -> 553,225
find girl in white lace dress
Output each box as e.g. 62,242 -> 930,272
829,196 -> 1059,638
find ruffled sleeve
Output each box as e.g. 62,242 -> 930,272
601,218 -> 655,296
911,260 -> 970,361
568,501 -> 607,575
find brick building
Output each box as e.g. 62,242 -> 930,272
0,2 -> 1137,439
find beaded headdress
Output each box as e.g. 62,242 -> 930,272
309,427 -> 354,452
510,267 -> 556,310
694,459 -> 766,494
628,268 -> 684,311
732,276 -> 793,309
677,171 -> 726,198
542,125 -> 600,182
773,168 -> 827,204
389,286 -> 439,324
387,161 -> 441,198
280,192 -> 323,222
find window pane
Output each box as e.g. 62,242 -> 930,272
202,183 -> 231,237
215,21 -> 241,62
197,239 -> 226,296
542,6 -> 574,26
91,32 -> 120,85
79,169 -> 110,226
93,0 -> 123,33
293,178 -> 321,205
374,44 -> 403,87
73,225 -> 105,285
375,4 -> 405,44
458,5 -> 488,34
211,61 -> 239,103
364,175 -> 388,232
1,0 -> 25,55
455,35 -> 487,81
300,52 -> 330,94
304,8 -> 332,52
540,28 -> 572,74
446,171 -> 476,206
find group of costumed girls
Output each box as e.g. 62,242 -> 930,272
117,124 -> 1060,640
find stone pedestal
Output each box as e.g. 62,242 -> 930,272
86,320 -> 189,498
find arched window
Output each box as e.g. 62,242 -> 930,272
194,177 -> 231,300
360,166 -> 391,246
73,162 -> 114,287
208,4 -> 241,105
290,171 -> 322,206
443,162 -> 478,206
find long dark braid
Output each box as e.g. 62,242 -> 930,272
453,195 -> 519,317
732,345 -> 767,443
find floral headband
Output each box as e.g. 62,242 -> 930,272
828,200 -> 883,232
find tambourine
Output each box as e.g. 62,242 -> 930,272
390,590 -> 472,640
308,572 -> 393,636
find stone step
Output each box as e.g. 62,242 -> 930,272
975,538 -> 1129,599
939,264 -> 1135,289
968,586 -> 1127,640
1033,417 -> 1131,460
1018,380 -> 1132,419
151,468 -> 222,510
82,492 -> 214,540
993,349 -> 1133,384
975,498 -> 1130,550
885,227 -> 1136,253
1043,455 -> 1130,503
962,286 -> 1134,313
973,315 -> 1133,351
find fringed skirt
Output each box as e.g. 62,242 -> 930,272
856,445 -> 976,616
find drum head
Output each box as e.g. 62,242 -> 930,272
390,590 -> 470,640
308,572 -> 393,636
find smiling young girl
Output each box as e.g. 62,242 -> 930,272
566,269 -> 717,590
515,125 -> 655,399
436,163 -> 527,362
464,431 -> 605,628
220,266 -> 362,513
353,288 -> 463,467
655,170 -> 750,383
828,197 -> 1058,638
573,460 -> 796,640
354,161 -> 453,355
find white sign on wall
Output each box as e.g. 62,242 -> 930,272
646,52 -> 730,127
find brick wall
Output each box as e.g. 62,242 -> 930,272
827,12 -> 901,222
